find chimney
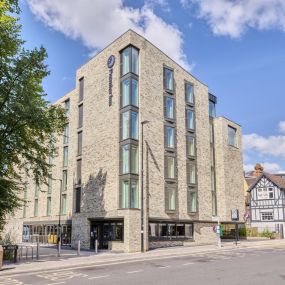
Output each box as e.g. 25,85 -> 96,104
254,163 -> 264,177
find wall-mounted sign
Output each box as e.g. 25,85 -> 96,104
107,55 -> 115,106
231,209 -> 239,221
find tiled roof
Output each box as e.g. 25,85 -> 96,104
247,172 -> 285,192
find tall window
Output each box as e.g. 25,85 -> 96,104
120,180 -> 139,209
164,68 -> 173,91
79,77 -> 84,102
185,83 -> 194,104
64,99 -> 70,115
48,176 -> 52,194
47,197 -> 51,216
121,111 -> 138,140
121,46 -> 139,76
209,100 -> 216,117
186,109 -> 194,130
120,180 -> 129,208
186,135 -> 195,157
63,146 -> 68,167
121,78 -> 138,108
75,187 -> 81,213
164,96 -> 174,119
78,104 -> 83,128
34,199 -> 38,217
61,194 -> 67,215
165,156 -> 175,179
131,145 -> 138,173
228,126 -> 237,147
121,144 -> 130,174
188,190 -> 197,213
63,124 -> 69,144
77,159 -> 82,185
130,180 -> 139,208
165,186 -> 176,211
187,162 -> 196,184
165,126 -> 174,148
78,131 -> 83,155
62,170 -> 68,191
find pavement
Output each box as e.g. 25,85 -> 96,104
1,239 -> 285,276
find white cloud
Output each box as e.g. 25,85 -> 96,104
243,133 -> 285,158
27,0 -> 191,70
191,0 -> 285,38
278,121 -> 285,133
244,162 -> 284,173
180,0 -> 191,9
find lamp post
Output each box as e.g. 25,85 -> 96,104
54,178 -> 63,246
141,120 -> 149,253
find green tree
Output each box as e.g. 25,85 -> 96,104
0,0 -> 66,238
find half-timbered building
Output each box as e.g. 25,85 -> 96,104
248,169 -> 285,234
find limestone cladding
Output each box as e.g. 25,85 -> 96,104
214,117 -> 244,222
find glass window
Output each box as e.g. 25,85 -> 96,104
188,191 -> 197,213
48,176 -> 52,194
121,144 -> 130,174
185,224 -> 193,238
131,48 -> 139,75
131,79 -> 138,106
166,156 -> 175,179
61,194 -> 67,215
165,126 -> 174,148
131,111 -> 138,139
177,224 -> 185,237
34,199 -> 38,217
186,135 -> 195,156
122,111 -> 129,140
209,100 -> 216,117
121,180 -> 129,208
268,187 -> 274,199
164,68 -> 173,91
79,77 -> 84,102
121,79 -> 130,107
122,48 -> 130,76
131,145 -> 138,173
63,124 -> 69,144
78,104 -> 83,128
261,212 -> 273,221
166,186 -> 176,211
165,97 -> 174,119
228,126 -> 237,147
75,187 -> 81,213
63,146 -> 68,167
77,131 -> 83,155
62,170 -> 68,191
185,83 -> 194,104
64,99 -> 70,115
77,159 -> 81,185
186,109 -> 194,130
187,162 -> 196,184
130,180 -> 139,208
47,197 -> 51,216
149,223 -> 158,238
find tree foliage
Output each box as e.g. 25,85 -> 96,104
0,0 -> 67,237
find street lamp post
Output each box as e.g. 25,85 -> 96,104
141,120 -> 149,253
58,179 -> 63,246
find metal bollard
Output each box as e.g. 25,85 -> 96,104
58,241 -> 61,257
95,239 -> 98,254
77,240 -> 80,256
36,242 -> 39,260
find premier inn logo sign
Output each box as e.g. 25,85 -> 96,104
107,55 -> 115,106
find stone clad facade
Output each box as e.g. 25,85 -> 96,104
3,30 -> 244,252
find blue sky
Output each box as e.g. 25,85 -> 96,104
21,0 -> 285,173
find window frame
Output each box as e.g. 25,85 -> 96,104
164,125 -> 175,150
165,184 -> 176,212
185,81 -> 194,106
75,187 -> 81,213
79,77 -> 84,103
186,133 -> 195,158
120,45 -> 139,77
119,178 -> 139,209
163,66 -> 174,93
187,188 -> 197,214
120,142 -> 139,175
186,160 -> 196,185
78,103 -> 83,129
120,75 -> 139,109
185,107 -> 195,131
164,154 -> 176,181
228,125 -> 237,147
120,109 -> 139,141
164,95 -> 175,122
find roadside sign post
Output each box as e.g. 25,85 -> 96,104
231,209 -> 239,246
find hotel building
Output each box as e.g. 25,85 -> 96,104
4,30 -> 244,252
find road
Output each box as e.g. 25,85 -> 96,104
1,247 -> 285,285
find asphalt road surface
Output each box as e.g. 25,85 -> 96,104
1,247 -> 285,285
